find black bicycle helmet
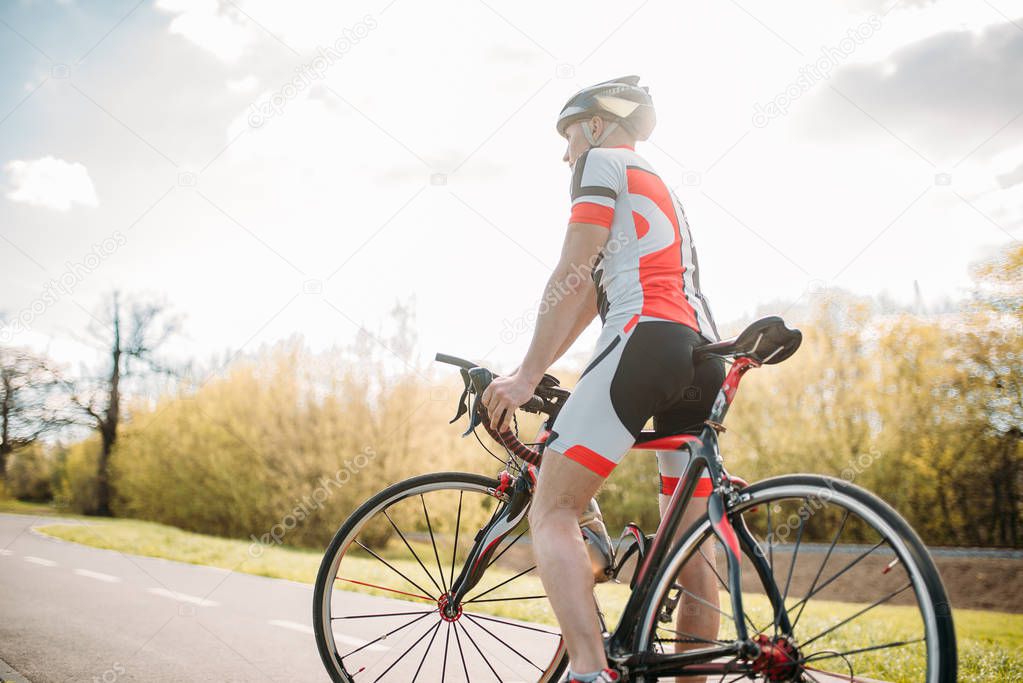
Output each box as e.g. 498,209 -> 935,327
556,75 -> 656,141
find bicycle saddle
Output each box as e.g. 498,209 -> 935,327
693,316 -> 802,365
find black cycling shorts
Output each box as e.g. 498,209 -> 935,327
547,318 -> 724,489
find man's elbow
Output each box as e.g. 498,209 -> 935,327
550,262 -> 595,301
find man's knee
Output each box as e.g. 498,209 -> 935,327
528,500 -> 574,537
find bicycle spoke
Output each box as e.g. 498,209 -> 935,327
688,543 -> 763,635
785,540 -> 885,615
463,613 -> 545,672
802,636 -> 925,663
372,619 -> 440,682
697,544 -> 723,585
342,610 -> 433,658
464,564 -> 537,603
802,664 -> 858,681
450,492 -> 463,588
383,510 -> 445,596
654,624 -> 730,647
800,666 -> 826,683
766,501 -> 774,570
775,505 -> 807,636
456,621 -> 505,682
332,609 -> 434,620
337,566 -> 434,603
799,582 -> 914,649
452,618 -> 472,681
441,622 -> 451,681
464,611 -> 562,637
783,506 -> 806,605
467,594 -> 547,604
680,587 -> 735,624
421,494 -> 449,594
792,509 -> 849,631
411,619 -> 443,682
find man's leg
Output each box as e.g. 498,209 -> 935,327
658,492 -> 720,683
529,449 -> 608,675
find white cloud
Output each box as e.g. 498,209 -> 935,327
155,0 -> 255,62
4,156 -> 99,211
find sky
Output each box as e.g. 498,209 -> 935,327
0,0 -> 1020,377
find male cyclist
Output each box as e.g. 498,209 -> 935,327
483,76 -> 724,682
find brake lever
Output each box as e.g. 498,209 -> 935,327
448,369 -> 471,425
462,367 -> 495,437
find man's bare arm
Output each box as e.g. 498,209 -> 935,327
518,223 -> 607,384
482,223 -> 607,429
551,287 -> 597,365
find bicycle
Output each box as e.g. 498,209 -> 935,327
313,315 -> 956,682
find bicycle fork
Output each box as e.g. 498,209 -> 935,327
444,470 -> 534,616
706,486 -> 794,652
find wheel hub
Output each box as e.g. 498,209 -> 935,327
438,593 -> 463,622
751,634 -> 801,681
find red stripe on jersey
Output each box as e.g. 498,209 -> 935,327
623,314 -> 639,333
632,211 -> 649,238
563,445 -> 616,477
626,167 -> 699,330
569,202 -> 614,228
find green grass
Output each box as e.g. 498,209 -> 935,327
35,516 -> 1023,682
37,518 -> 325,583
0,498 -> 88,518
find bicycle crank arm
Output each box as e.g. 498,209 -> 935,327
447,473 -> 532,609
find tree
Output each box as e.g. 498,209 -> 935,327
0,347 -> 68,477
63,292 -> 179,515
955,244 -> 1023,545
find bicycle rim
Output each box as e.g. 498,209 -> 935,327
634,475 -> 955,683
313,471 -> 568,682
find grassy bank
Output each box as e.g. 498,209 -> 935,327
35,515 -> 1022,683
0,499 -> 86,518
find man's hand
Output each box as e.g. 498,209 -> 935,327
481,370 -> 537,432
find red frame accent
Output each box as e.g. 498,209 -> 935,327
721,356 -> 759,403
660,475 -> 713,497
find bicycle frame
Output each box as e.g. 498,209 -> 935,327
444,355 -> 793,677
607,355 -> 793,675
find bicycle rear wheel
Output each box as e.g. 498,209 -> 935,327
635,475 -> 956,683
313,471 -> 568,682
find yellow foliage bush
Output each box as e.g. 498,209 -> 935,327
5,442 -> 53,501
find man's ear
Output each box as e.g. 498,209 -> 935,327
589,115 -> 603,138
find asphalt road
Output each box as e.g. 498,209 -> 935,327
0,513 -> 562,683
0,513 -> 334,682
1,513 -> 890,682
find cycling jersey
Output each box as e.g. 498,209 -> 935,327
568,146 -> 719,342
548,146 -> 722,485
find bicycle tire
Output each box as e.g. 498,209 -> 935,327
313,471 -> 569,682
634,475 -> 956,683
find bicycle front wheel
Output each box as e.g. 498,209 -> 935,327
635,475 -> 956,683
313,471 -> 568,682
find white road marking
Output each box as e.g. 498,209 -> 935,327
0,549 -> 12,556
147,588 -> 219,607
268,620 -> 389,652
24,556 -> 57,567
74,568 -> 122,583
268,619 -> 314,635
